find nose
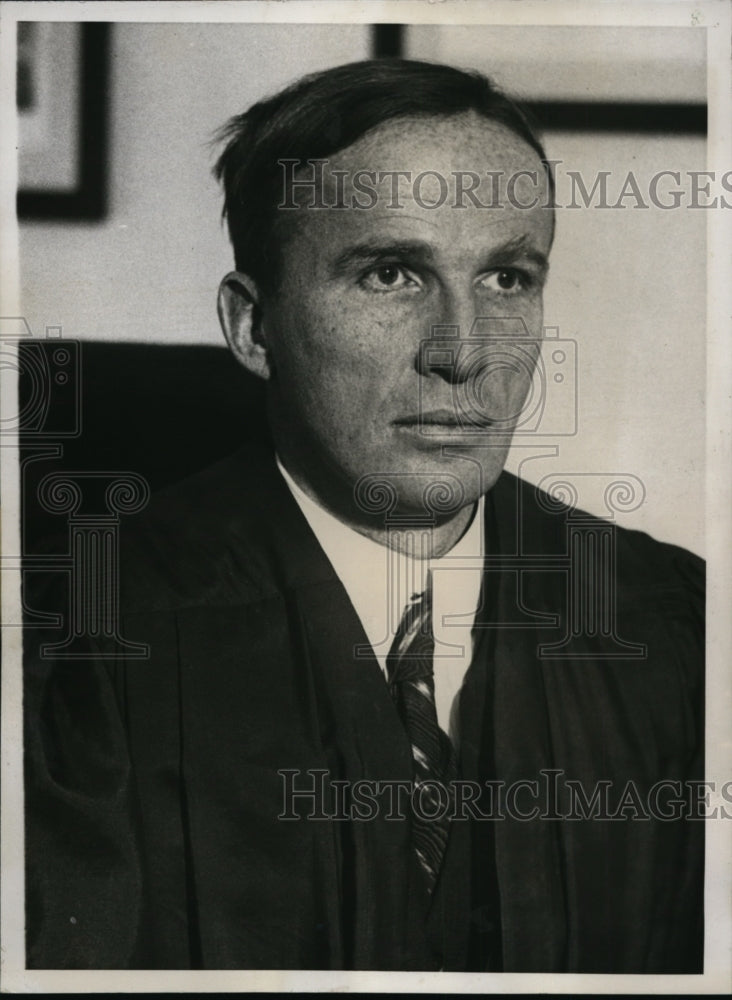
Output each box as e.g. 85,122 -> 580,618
416,289 -> 478,384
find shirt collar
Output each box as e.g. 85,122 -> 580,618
275,456 -> 484,663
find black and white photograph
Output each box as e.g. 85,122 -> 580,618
1,0 -> 730,992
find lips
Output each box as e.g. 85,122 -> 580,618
394,409 -> 495,428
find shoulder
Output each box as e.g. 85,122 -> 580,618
490,471 -> 704,729
117,443 -> 301,614
491,469 -> 704,606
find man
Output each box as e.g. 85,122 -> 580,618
24,59 -> 704,972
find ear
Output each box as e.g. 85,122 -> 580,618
217,271 -> 274,380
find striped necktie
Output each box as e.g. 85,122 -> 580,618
386,576 -> 458,892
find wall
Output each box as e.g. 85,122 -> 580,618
19,23 -> 370,344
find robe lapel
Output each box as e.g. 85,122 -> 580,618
484,475 -> 568,971
176,452 -> 436,969
173,456 -> 349,968
293,578 -> 438,970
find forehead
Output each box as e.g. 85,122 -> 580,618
275,112 -> 554,266
284,111 -> 550,211
329,111 -> 544,178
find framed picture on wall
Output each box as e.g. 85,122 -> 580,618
16,21 -> 110,220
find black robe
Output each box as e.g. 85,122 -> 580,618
24,443 -> 704,971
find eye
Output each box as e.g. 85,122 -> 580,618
480,268 -> 530,295
360,264 -> 415,292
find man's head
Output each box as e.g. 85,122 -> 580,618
216,59 -> 555,533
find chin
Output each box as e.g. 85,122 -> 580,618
351,448 -> 508,524
410,443 -> 511,491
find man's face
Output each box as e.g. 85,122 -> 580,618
257,112 -> 554,519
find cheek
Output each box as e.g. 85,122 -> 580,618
519,296 -> 544,337
276,294 -> 411,377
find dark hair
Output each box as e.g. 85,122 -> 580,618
214,58 -> 551,292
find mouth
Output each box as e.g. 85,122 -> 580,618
394,409 -> 495,429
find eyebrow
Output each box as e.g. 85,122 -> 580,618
329,235 -> 549,279
330,240 -> 434,276
489,235 -> 550,278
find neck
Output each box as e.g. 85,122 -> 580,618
354,502 -> 476,558
275,451 -> 477,559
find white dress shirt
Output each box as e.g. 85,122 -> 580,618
276,458 -> 485,745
